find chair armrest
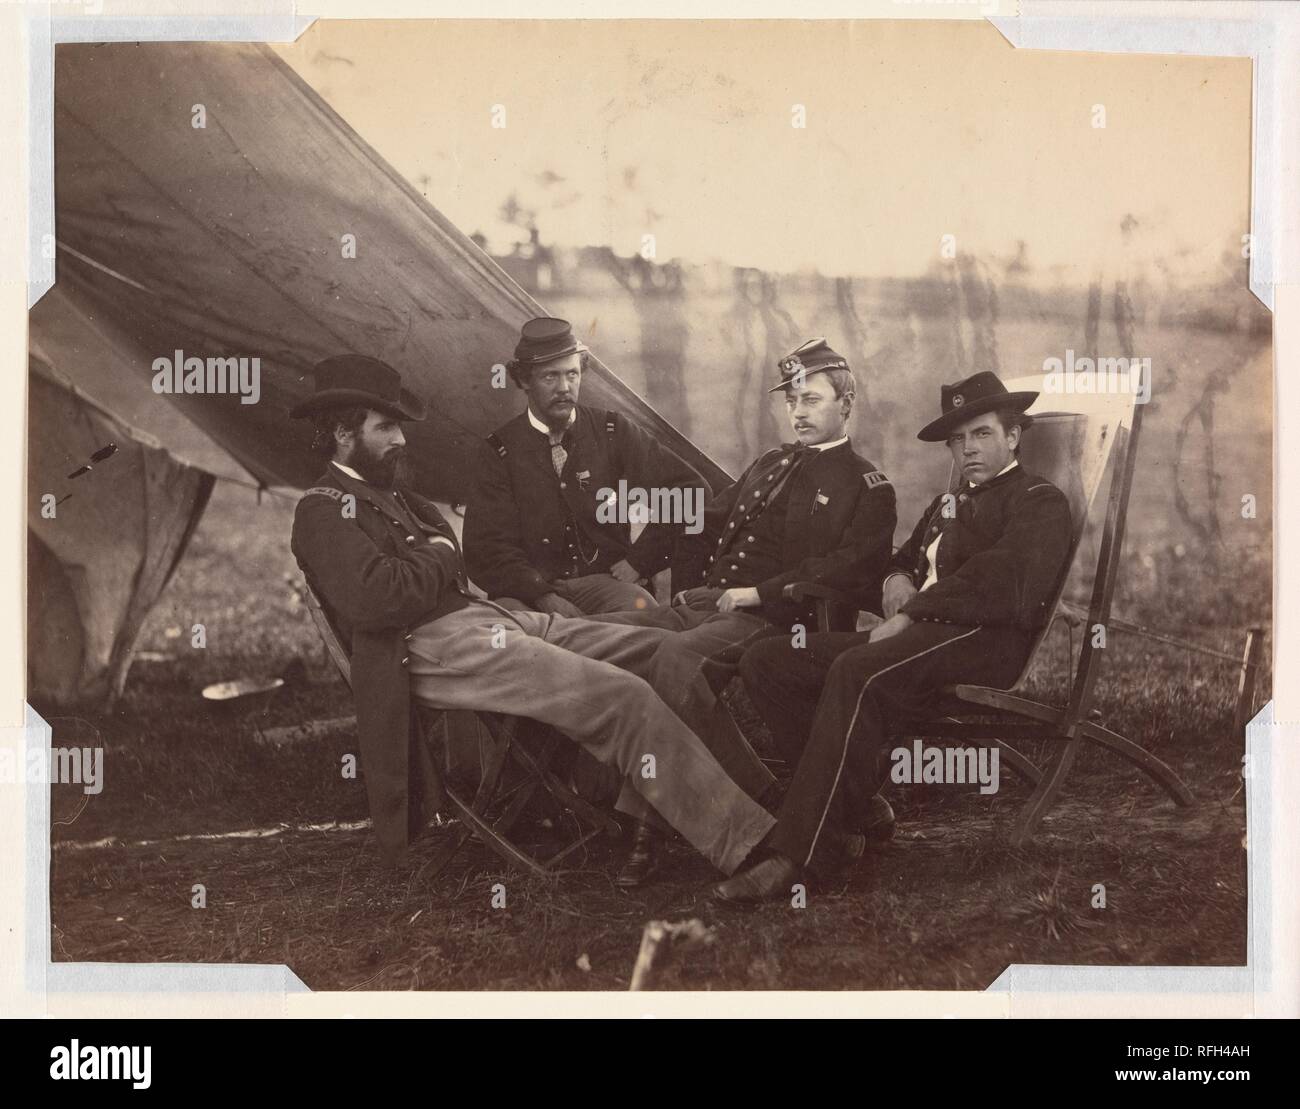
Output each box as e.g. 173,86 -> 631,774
782,581 -> 860,633
783,582 -> 859,607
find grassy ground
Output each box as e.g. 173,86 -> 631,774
44,480 -> 1261,990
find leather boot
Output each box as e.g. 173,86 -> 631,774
615,819 -> 663,888
863,793 -> 896,840
840,794 -> 896,863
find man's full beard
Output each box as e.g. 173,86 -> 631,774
350,441 -> 410,490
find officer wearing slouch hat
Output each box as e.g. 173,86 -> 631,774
462,317 -> 708,616
717,370 -> 1074,903
591,336 -> 898,887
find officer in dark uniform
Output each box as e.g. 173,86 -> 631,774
462,317 -> 708,616
593,337 -> 898,886
715,371 -> 1074,902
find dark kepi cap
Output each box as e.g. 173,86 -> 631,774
916,371 -> 1037,442
509,317 -> 589,370
767,337 -> 851,393
289,354 -> 427,421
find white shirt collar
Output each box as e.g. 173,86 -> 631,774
527,406 -> 576,437
809,435 -> 849,452
969,459 -> 1019,488
331,460 -> 366,483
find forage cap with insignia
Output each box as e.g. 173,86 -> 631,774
768,337 -> 851,393
509,316 -> 588,369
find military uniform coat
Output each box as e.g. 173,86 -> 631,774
462,405 -> 708,604
887,463 -> 1073,631
744,462 -> 1076,870
291,463 -> 471,864
679,440 -> 898,627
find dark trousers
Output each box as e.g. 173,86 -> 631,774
739,621 -> 1031,870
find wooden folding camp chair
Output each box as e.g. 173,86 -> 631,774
787,376 -> 1195,845
302,582 -> 619,878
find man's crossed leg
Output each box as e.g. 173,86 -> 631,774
406,603 -> 776,875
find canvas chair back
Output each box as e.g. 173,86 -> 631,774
946,375 -> 1140,692
303,580 -> 352,686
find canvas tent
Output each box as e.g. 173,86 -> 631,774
27,354 -> 216,706
29,40 -> 728,706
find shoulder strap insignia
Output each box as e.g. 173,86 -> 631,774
302,486 -> 344,502
863,470 -> 892,490
605,411 -> 617,439
488,433 -> 508,459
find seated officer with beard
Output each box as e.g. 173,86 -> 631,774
289,354 -> 774,875
463,317 -> 707,617
591,338 -> 897,886
715,372 -> 1073,902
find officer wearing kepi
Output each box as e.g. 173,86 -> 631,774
673,338 -> 897,625
463,317 -> 708,616
593,337 -> 898,886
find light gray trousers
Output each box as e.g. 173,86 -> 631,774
405,601 -> 774,874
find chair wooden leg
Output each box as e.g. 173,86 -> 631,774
445,784 -> 547,876
425,713 -> 622,878
1077,719 -> 1194,807
470,715 -> 515,811
509,741 -> 621,834
1232,628 -> 1264,740
928,735 -> 1042,786
413,824 -> 472,884
415,779 -> 538,885
953,686 -> 1062,725
1009,735 -> 1079,847
479,712 -> 520,752
989,740 -> 1042,786
541,825 -> 610,870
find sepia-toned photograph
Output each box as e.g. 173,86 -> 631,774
29,18 -> 1270,993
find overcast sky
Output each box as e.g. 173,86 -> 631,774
276,20 -> 1251,283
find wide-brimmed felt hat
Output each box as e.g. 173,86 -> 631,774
916,371 -> 1037,442
508,317 -> 589,371
289,354 -> 427,421
767,337 -> 851,393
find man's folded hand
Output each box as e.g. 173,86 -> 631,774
672,586 -> 725,612
882,573 -> 918,619
717,586 -> 760,612
536,592 -> 585,618
609,558 -> 643,584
